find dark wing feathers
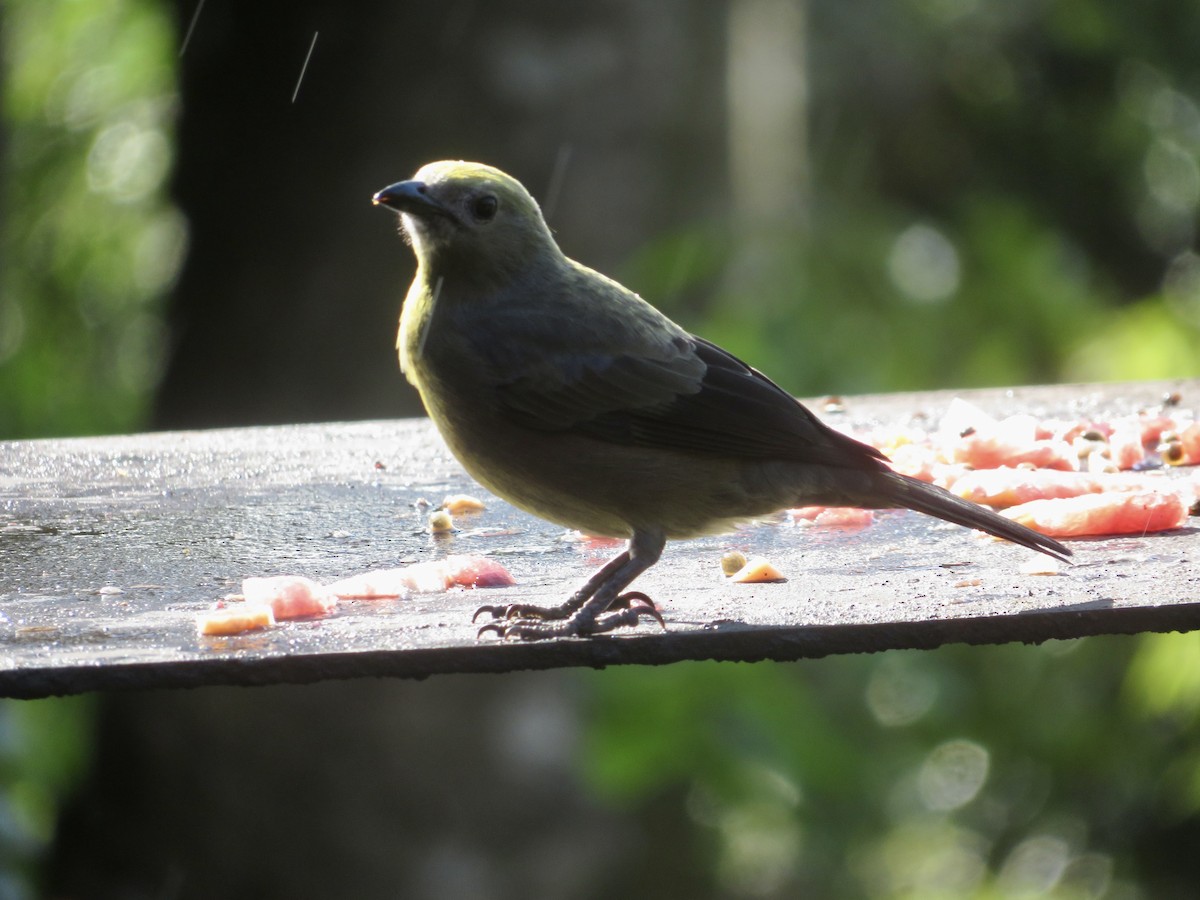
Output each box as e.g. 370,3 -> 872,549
498,351 -> 706,430
496,334 -> 887,473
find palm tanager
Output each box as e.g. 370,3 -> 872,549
372,161 -> 1069,640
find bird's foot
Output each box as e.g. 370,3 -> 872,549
471,581 -> 598,624
477,591 -> 664,641
471,595 -> 584,624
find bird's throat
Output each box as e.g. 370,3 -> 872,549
397,272 -> 443,381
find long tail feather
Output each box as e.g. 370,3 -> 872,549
883,471 -> 1072,562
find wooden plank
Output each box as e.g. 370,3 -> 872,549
2,380 -> 1197,699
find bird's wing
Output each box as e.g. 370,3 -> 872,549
495,332 -> 888,472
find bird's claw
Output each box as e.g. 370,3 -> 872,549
612,591 -> 666,630
471,601 -> 571,624
475,591 -> 664,640
471,604 -> 507,623
475,619 -> 512,639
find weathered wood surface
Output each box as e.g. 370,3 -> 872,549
2,380 -> 1197,699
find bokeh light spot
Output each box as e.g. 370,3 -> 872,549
887,223 -> 961,304
917,739 -> 989,811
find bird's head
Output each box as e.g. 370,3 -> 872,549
373,161 -> 560,282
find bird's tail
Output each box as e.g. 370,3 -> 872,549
879,470 -> 1072,562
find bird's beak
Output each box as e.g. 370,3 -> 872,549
372,180 -> 452,219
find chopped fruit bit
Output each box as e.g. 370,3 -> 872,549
329,555 -> 515,598
954,468 -> 1112,507
813,507 -> 874,527
937,397 -> 996,440
720,550 -> 748,576
444,554 -> 517,588
729,556 -> 787,583
1108,427 -> 1146,470
197,604 -> 275,636
442,494 -> 486,514
428,510 -> 455,533
242,575 -> 337,620
868,425 -> 929,456
935,401 -> 1077,471
562,530 -> 627,548
1139,414 -> 1177,446
326,570 -> 409,598
1084,449 -> 1117,474
1058,421 -> 1113,444
1002,490 -> 1187,537
884,443 -> 942,482
948,433 -> 1078,471
1159,438 -> 1186,466
330,563 -> 444,597
788,506 -> 875,528
1169,422 -> 1200,466
953,467 -> 1200,509
201,557 -> 514,633
392,559 -> 453,592
1072,435 -> 1107,461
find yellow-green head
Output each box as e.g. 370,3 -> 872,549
372,160 -> 561,286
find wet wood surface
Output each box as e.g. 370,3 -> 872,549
2,379 -> 1197,699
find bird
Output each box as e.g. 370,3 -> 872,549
372,161 -> 1070,640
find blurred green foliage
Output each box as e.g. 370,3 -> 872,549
582,638 -> 1200,897
621,0 -> 1200,396
0,698 -> 94,897
1,1 -> 176,896
0,0 -> 181,440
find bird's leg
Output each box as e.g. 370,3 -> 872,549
477,530 -> 666,640
472,549 -> 630,623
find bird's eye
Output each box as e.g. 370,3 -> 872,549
471,195 -> 499,222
